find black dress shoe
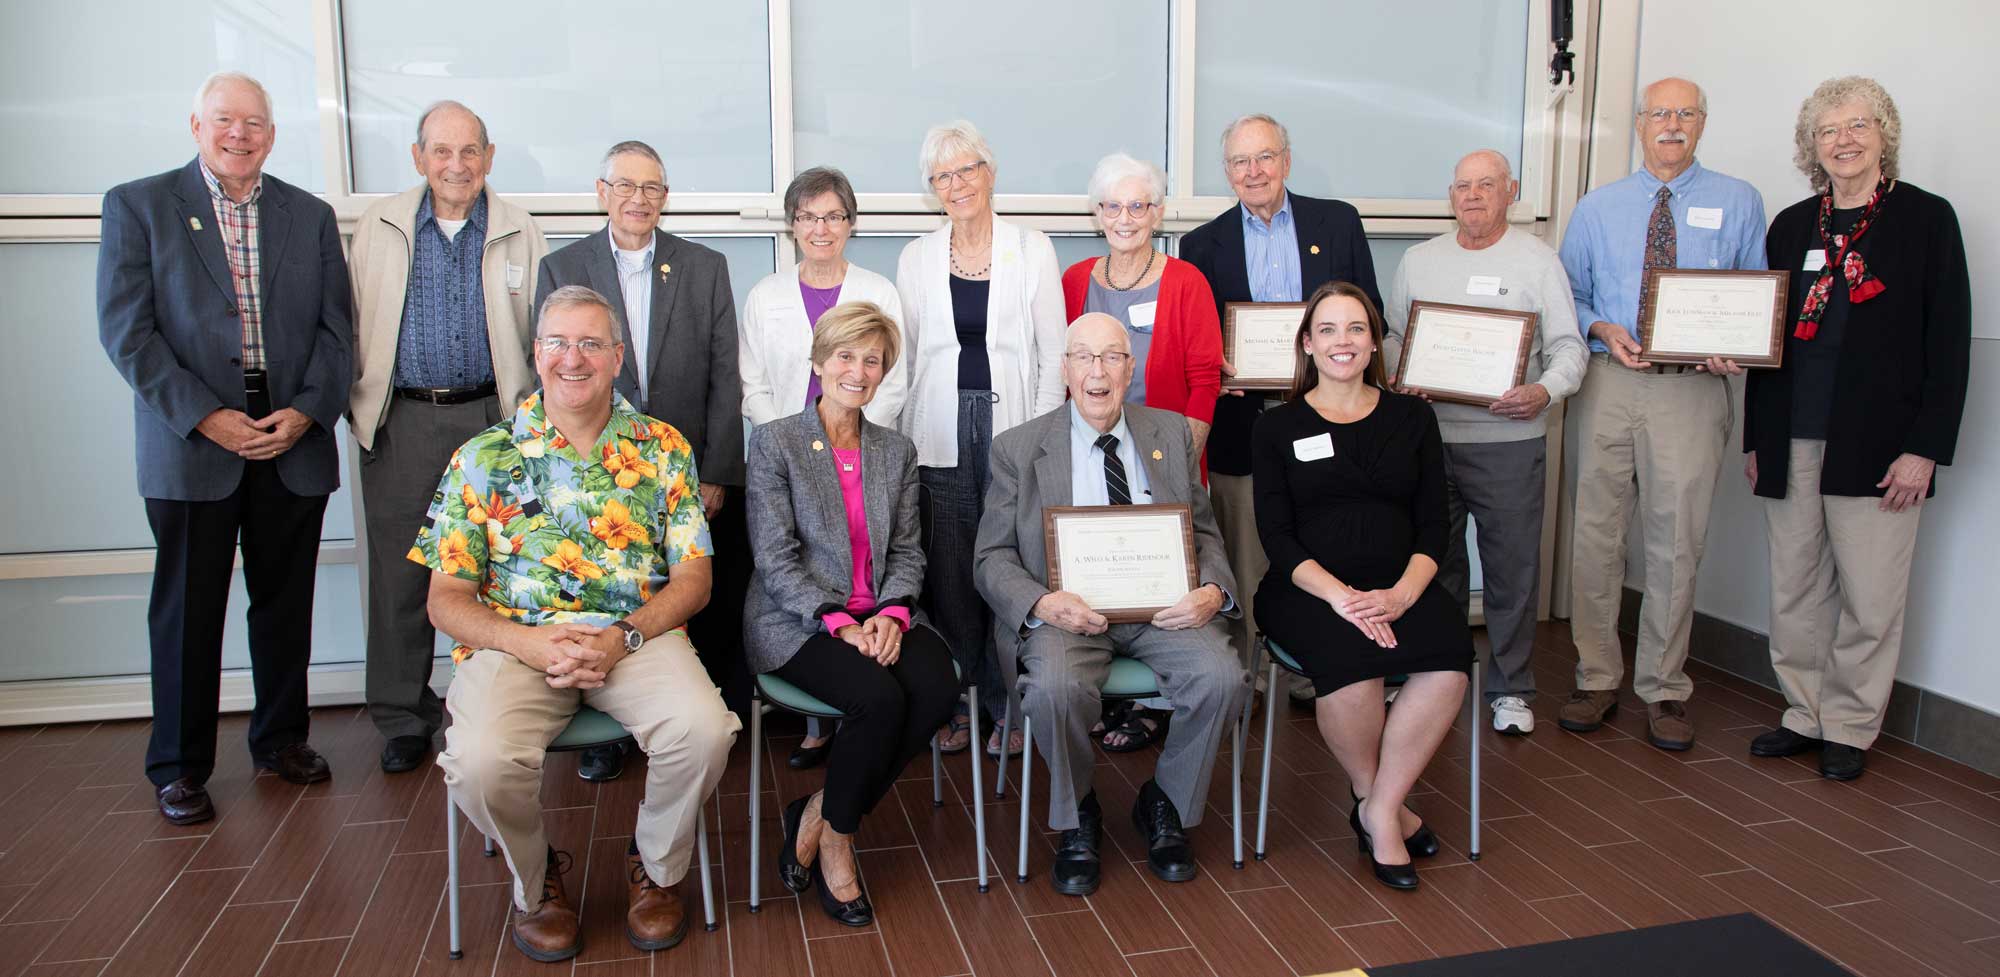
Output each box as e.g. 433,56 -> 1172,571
788,739 -> 831,770
255,743 -> 331,784
777,796 -> 814,893
812,862 -> 873,927
156,778 -> 214,825
1051,793 -> 1102,896
1132,780 -> 1197,883
1350,800 -> 1419,890
1750,726 -> 1823,758
380,735 -> 430,773
578,742 -> 627,783
1348,790 -> 1439,858
1820,743 -> 1867,781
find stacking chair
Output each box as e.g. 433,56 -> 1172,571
1252,637 -> 1482,861
445,706 -> 717,958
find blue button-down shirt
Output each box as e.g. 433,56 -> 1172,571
1243,194 -> 1303,303
1558,159 -> 1767,352
1068,404 -> 1152,506
394,190 -> 496,388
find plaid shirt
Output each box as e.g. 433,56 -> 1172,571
198,159 -> 266,371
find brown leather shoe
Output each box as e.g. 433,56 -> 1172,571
626,844 -> 688,951
156,778 -> 214,825
1556,690 -> 1619,732
511,847 -> 581,962
253,742 -> 331,784
1647,700 -> 1695,751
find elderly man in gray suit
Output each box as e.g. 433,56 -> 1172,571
975,313 -> 1247,897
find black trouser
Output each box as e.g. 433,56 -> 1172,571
689,489 -> 754,719
772,621 -> 959,833
143,383 -> 329,787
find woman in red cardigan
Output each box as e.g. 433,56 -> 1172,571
1062,152 -> 1225,751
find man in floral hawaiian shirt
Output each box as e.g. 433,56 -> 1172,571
417,285 -> 738,962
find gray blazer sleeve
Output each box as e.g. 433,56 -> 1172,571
97,185 -> 222,438
744,424 -> 844,628
1178,420 -> 1240,614
972,429 -> 1048,635
703,258 -> 745,486
878,441 -> 927,606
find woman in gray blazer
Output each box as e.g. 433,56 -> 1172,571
743,302 -> 959,928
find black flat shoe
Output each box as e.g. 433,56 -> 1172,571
380,735 -> 429,773
1349,791 -> 1439,858
788,739 -> 831,770
577,742 -> 627,783
1351,801 -> 1419,890
777,796 -> 813,893
1820,743 -> 1867,781
812,861 -> 873,927
1751,726 -> 1823,758
1133,780 -> 1196,882
1051,794 -> 1103,896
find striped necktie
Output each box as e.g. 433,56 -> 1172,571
1096,433 -> 1132,506
1645,186 -> 1676,270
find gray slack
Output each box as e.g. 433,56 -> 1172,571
360,394 -> 503,739
1436,437 -> 1547,701
1016,620 -> 1247,830
1208,471 -> 1268,672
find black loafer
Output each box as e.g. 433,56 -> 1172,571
255,743 -> 331,784
380,735 -> 430,773
1750,726 -> 1823,758
812,862 -> 873,927
777,796 -> 813,893
788,740 -> 831,770
578,742 -> 627,783
1820,743 -> 1867,781
1133,780 -> 1196,883
1051,794 -> 1102,896
157,777 -> 214,825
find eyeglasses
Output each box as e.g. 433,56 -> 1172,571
1224,150 -> 1283,174
1096,200 -> 1157,219
928,160 -> 988,189
792,211 -> 852,228
1065,350 -> 1133,369
602,180 -> 668,201
536,337 -> 619,357
1813,117 -> 1876,144
1640,107 -> 1704,124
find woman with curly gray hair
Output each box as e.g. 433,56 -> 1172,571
1742,76 -> 1970,782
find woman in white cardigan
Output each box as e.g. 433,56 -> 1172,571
895,120 -> 1066,756
740,165 -> 908,768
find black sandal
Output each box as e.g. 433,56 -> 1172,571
1092,699 -> 1134,738
934,712 -> 972,755
1102,707 -> 1169,754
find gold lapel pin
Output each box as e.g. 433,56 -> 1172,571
189,217 -> 203,231
658,262 -> 672,281
811,439 -> 824,452
1151,449 -> 1163,460
1309,244 -> 1321,255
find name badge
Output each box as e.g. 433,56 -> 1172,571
1686,207 -> 1724,230
1127,301 -> 1158,330
505,263 -> 525,290
1466,275 -> 1503,297
1293,433 -> 1334,462
1802,249 -> 1827,272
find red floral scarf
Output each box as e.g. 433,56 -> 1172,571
1794,178 -> 1891,341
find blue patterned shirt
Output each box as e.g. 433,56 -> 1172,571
394,190 -> 495,388
1243,194 -> 1302,303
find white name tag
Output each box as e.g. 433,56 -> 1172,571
505,263 -> 525,290
1686,207 -> 1724,230
1802,249 -> 1827,272
1466,275 -> 1503,297
1128,301 -> 1158,329
1293,433 -> 1334,462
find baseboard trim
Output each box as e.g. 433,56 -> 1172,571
1616,587 -> 2000,778
0,659 -> 454,727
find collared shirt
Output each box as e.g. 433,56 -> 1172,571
198,158 -> 266,371
409,390 -> 712,664
1242,193 -> 1303,303
394,190 -> 495,389
1067,404 -> 1152,506
1559,159 -> 1768,352
612,237 -> 656,403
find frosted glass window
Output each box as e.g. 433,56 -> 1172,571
1193,0 -> 1528,199
0,1 -> 323,194
0,244 -> 355,554
548,235 -> 774,314
343,1 -> 772,193
791,0 -> 1168,194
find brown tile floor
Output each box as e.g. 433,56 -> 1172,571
4,623 -> 2000,976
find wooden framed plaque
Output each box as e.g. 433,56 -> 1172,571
1638,268 -> 1790,368
1042,503 -> 1197,623
1222,302 -> 1306,390
1392,301 -> 1537,407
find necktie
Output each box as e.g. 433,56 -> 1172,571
1096,433 -> 1131,506
1644,186 -> 1676,270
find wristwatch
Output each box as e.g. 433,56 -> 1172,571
611,619 -> 643,652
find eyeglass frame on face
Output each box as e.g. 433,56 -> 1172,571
1065,349 -> 1133,369
1813,117 -> 1876,144
791,210 -> 852,228
600,179 -> 668,201
536,337 -> 621,358
1224,149 -> 1284,174
1095,200 -> 1157,219
1639,107 -> 1704,124
928,160 -> 988,189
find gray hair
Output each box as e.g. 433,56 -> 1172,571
415,100 -> 489,150
784,166 -> 859,224
1220,113 -> 1290,156
917,120 -> 996,197
537,285 -> 623,343
1637,77 -> 1709,117
1792,75 -> 1901,194
600,140 -> 665,184
1085,152 -> 1166,209
1455,148 -> 1515,184
192,71 -> 273,119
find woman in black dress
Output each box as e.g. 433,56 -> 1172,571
1252,281 -> 1472,890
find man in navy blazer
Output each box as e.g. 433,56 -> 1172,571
1178,113 -> 1380,692
97,72 -> 353,825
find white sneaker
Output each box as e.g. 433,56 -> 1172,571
1491,696 -> 1534,735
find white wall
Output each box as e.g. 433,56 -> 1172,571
1629,0 -> 2000,713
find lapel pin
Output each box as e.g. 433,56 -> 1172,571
1151,449 -> 1163,461
1309,244 -> 1321,255
189,217 -> 203,232
658,262 -> 672,282
811,439 -> 824,452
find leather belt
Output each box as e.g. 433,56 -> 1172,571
396,382 -> 497,406
1651,364 -> 1696,375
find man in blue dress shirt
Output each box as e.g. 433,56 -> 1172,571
1556,77 -> 1767,751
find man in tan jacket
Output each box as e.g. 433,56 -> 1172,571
347,100 -> 548,774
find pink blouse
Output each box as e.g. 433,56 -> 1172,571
819,446 -> 912,634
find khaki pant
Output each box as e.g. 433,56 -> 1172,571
1209,471 -> 1269,673
1764,440 -> 1922,749
439,633 -> 740,911
1568,356 -> 1730,703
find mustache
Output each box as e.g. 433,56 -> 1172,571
1654,133 -> 1688,144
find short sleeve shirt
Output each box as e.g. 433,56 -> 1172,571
408,389 -> 713,663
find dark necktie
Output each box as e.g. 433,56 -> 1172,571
1645,186 -> 1676,270
1096,433 -> 1132,506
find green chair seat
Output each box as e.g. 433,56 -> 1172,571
1264,638 -> 1305,676
757,674 -> 843,718
549,706 -> 630,751
1102,656 -> 1159,698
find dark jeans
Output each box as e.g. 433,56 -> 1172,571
918,390 -> 1004,723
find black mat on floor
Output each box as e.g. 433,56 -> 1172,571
1368,913 -> 1850,977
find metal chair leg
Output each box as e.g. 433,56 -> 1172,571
932,738 -> 944,808
446,787 -> 462,959
697,802 -> 717,931
748,698 -> 764,911
995,694 -> 1013,798
1469,658 -> 1482,860
968,684 -> 989,893
483,835 -> 495,857
1255,659 -> 1278,859
1015,714 -> 1033,883
1232,689 -> 1247,869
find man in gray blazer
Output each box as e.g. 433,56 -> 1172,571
98,72 -> 352,824
534,141 -> 746,781
974,313 -> 1247,897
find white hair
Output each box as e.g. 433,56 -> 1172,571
1456,148 -> 1515,183
192,71 -> 273,119
917,120 -> 996,197
416,100 -> 489,149
1085,152 -> 1166,208
1220,113 -> 1290,156
1639,77 -> 1709,116
600,139 -> 665,184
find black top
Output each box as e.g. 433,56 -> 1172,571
1178,192 -> 1381,476
1746,182 -> 1971,499
950,274 -> 992,391
1786,206 -> 1862,439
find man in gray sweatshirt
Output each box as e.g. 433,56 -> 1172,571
1383,149 -> 1587,736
